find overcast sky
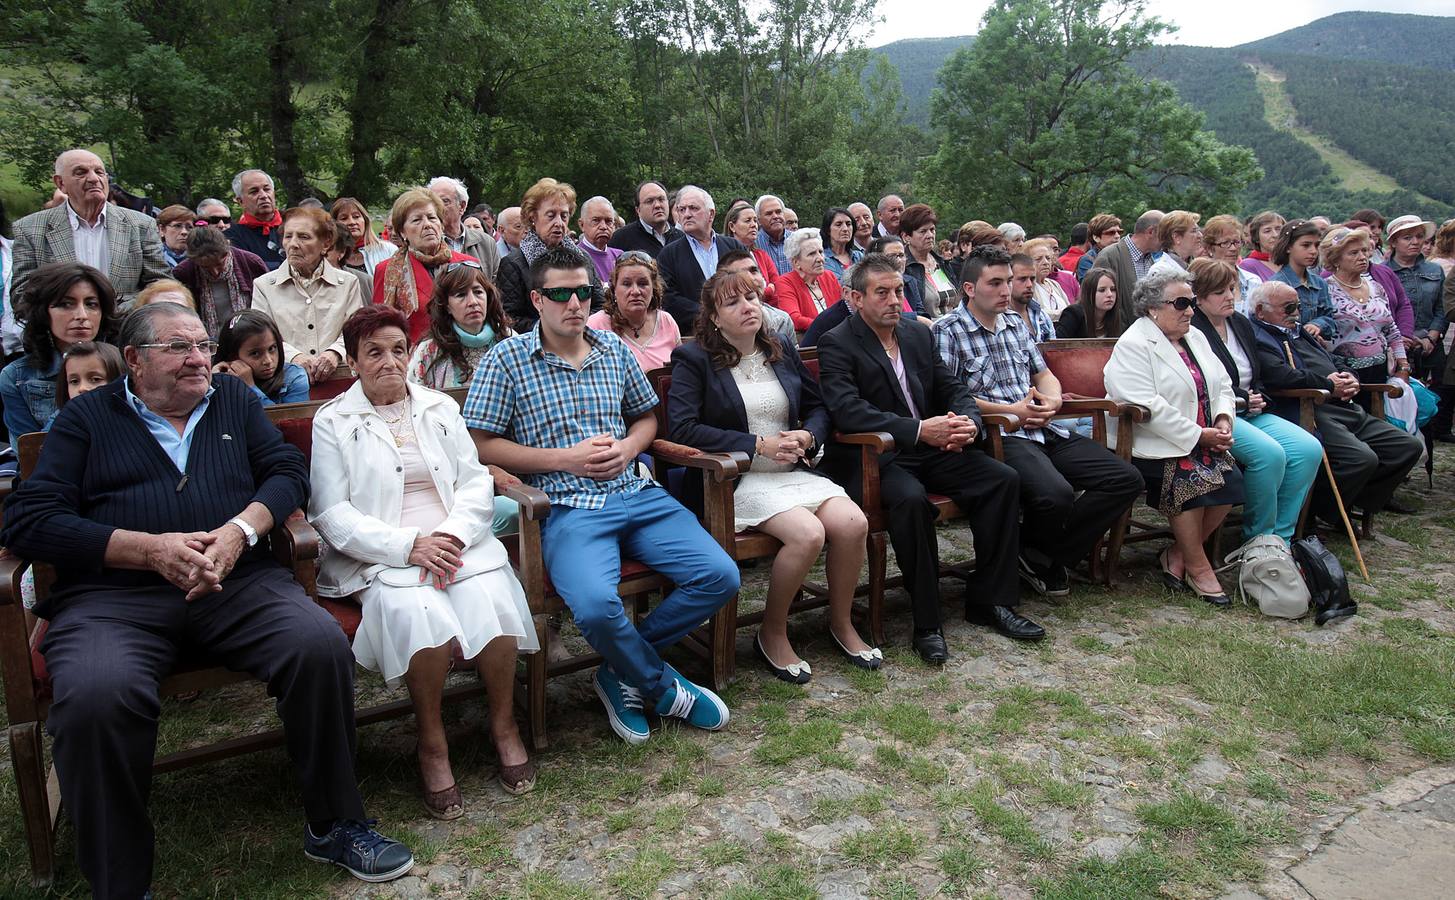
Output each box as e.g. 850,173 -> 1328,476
869,1 -> 1450,48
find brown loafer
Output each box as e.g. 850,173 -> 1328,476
422,782 -> 464,820
499,758 -> 537,796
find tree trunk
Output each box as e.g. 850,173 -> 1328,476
339,0 -> 407,202
267,0 -> 311,203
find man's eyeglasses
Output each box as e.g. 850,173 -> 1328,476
441,260 -> 483,275
203,215 -> 231,226
138,340 -> 220,356
536,285 -> 592,304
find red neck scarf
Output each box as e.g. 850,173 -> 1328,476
1248,250 -> 1270,262
239,210 -> 283,236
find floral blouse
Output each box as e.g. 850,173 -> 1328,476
1327,276 -> 1407,371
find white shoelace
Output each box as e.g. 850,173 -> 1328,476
620,683 -> 644,712
661,679 -> 696,719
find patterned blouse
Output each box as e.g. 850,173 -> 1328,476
1327,276 -> 1407,371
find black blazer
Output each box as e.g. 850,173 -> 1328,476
667,340 -> 831,514
607,220 -> 685,258
1190,309 -> 1264,402
816,313 -> 981,473
1251,317 -> 1346,421
1054,303 -> 1090,338
497,245 -> 604,328
658,233 -> 746,333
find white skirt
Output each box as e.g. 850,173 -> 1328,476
352,565 -> 539,688
733,469 -> 848,530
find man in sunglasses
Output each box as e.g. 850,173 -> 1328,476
196,198 -> 233,229
1251,281 -> 1422,522
1,301 -> 416,896
466,246 -> 739,746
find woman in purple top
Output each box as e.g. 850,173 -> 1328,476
1321,226 -> 1408,395
1239,210 -> 1283,282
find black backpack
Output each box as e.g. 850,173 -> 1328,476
1291,535 -> 1357,626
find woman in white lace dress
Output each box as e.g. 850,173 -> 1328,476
667,270 -> 875,684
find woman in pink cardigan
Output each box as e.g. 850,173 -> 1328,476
771,227 -> 843,332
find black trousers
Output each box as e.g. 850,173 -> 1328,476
999,432 -> 1144,568
1313,401 -> 1423,518
839,444 -> 1021,630
41,563 -> 366,900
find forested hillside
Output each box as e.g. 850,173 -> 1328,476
1240,11 -> 1455,70
873,12 -> 1455,220
1265,52 -> 1455,206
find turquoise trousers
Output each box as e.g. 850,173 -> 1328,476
1229,412 -> 1321,542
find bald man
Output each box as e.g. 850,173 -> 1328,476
11,149 -> 168,308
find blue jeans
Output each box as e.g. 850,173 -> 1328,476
1230,413 -> 1321,542
541,485 -> 738,701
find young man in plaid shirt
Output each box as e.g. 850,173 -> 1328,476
465,247 -> 738,745
933,246 -> 1143,598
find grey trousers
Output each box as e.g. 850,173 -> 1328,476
1313,400 -> 1423,517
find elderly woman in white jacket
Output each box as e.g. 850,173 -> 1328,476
1104,271 -> 1243,607
309,306 -> 539,821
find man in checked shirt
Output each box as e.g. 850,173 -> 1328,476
934,246 -> 1143,599
465,246 -> 738,746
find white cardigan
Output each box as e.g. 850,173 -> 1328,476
1104,315 -> 1237,460
308,380 -> 506,597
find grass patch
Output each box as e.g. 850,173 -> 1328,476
1033,848 -> 1172,899
963,779 -> 1054,858
754,717 -> 843,766
1073,635 -> 1113,654
877,702 -> 942,744
452,824 -> 511,868
1131,623 -> 1455,762
1135,789 -> 1289,887
515,871 -> 598,899
938,844 -> 987,892
1244,770 -> 1289,803
703,839 -> 749,866
607,844 -> 676,898
722,864 -> 818,900
841,822 -> 918,867
989,686 -> 1100,736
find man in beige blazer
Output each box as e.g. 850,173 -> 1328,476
10,149 -> 168,308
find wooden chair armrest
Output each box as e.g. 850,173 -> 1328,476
1269,388 -> 1331,404
1057,398 -> 1119,416
270,515 -> 320,568
1113,402 -> 1151,423
832,431 -> 895,453
983,413 -> 1021,433
1360,382 -> 1403,397
0,554 -> 41,723
647,440 -> 744,482
503,484 -> 552,521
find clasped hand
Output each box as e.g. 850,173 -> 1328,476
920,413 -> 978,451
759,430 -> 812,463
564,434 -> 635,481
1198,421 -> 1234,453
1245,391 -> 1267,416
1329,372 -> 1360,401
1018,387 -> 1062,430
147,525 -> 247,602
409,532 -> 465,589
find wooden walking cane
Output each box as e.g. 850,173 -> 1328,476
1282,337 -> 1371,582
1319,450 -> 1371,584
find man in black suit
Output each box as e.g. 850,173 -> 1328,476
818,254 -> 1040,664
657,185 -> 745,333
1250,281 -> 1421,521
607,180 -> 685,258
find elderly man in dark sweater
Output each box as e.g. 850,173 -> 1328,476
1,303 -> 413,898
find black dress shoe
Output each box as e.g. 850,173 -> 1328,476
912,628 -> 949,665
1383,496 -> 1416,515
1018,554 -> 1070,598
968,605 -> 1046,641
1435,432 -> 1455,444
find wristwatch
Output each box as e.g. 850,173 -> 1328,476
227,516 -> 259,548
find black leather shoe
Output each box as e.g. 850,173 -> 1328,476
1435,432 -> 1455,444
968,605 -> 1046,641
1315,601 -> 1358,626
1383,496 -> 1416,515
912,628 -> 949,665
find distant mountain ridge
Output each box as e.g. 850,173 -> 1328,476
1238,11 -> 1455,70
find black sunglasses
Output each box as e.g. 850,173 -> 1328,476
1164,296 -> 1196,311
204,215 -> 231,225
1280,302 -> 1300,315
537,285 -> 592,304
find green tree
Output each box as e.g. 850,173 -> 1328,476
919,0 -> 1260,233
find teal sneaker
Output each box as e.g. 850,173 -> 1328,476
654,668 -> 730,731
594,667 -> 650,744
